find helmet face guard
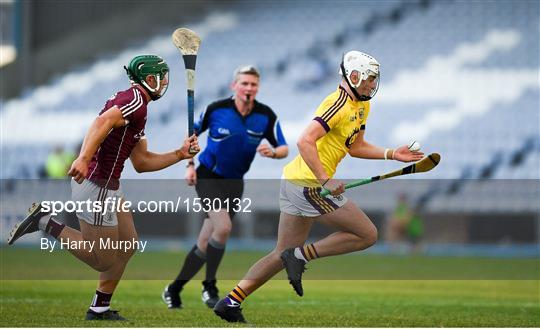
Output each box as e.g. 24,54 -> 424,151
340,51 -> 380,101
142,71 -> 169,100
124,55 -> 170,100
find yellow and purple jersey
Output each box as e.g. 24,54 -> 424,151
283,86 -> 370,187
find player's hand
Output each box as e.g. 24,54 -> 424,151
322,179 -> 345,197
185,165 -> 197,186
178,134 -> 200,159
68,157 -> 89,184
393,145 -> 424,162
257,143 -> 276,158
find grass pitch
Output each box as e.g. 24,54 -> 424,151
1,248 -> 538,327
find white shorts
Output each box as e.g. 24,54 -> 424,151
71,179 -> 125,227
279,179 -> 347,217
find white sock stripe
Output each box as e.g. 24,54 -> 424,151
89,306 -> 110,313
91,294 -> 98,307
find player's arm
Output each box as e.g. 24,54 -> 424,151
348,130 -> 386,159
257,115 -> 289,159
348,131 -> 424,162
130,135 -> 199,173
257,144 -> 289,159
274,145 -> 289,158
69,106 -> 126,183
298,121 -> 345,195
297,121 -> 331,184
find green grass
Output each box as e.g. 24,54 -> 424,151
1,248 -> 539,327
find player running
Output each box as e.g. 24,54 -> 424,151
213,51 -> 424,323
7,55 -> 200,321
162,65 -> 288,309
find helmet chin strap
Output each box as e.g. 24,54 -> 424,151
340,61 -> 371,101
141,74 -> 162,101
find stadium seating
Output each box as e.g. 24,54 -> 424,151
1,0 -> 538,214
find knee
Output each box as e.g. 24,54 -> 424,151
120,237 -> 139,260
363,224 -> 378,248
213,223 -> 232,242
122,244 -> 138,259
352,223 -> 378,251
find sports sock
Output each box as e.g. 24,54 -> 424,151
205,239 -> 225,281
169,245 -> 206,293
294,243 -> 319,262
89,289 -> 112,313
226,285 -> 248,305
39,216 -> 65,239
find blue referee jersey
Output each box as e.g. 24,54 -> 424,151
194,97 -> 287,178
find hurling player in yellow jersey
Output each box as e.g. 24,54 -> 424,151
213,51 -> 424,323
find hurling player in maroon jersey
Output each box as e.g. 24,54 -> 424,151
7,55 -> 200,321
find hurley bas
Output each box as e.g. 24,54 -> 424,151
41,237 -> 147,253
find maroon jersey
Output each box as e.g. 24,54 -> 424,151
87,86 -> 148,190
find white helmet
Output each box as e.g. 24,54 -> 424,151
340,50 -> 380,101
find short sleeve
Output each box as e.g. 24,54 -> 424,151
265,118 -> 287,147
115,88 -> 144,120
313,90 -> 348,132
194,106 -> 210,135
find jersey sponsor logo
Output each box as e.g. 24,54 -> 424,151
210,127 -> 232,142
345,127 -> 360,148
350,109 -> 364,122
217,128 -> 230,135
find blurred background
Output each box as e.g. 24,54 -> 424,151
1,0 -> 538,258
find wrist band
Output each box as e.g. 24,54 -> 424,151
384,148 -> 394,160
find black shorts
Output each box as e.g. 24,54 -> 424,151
195,164 -> 244,218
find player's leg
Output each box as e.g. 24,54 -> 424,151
239,211 -> 312,293
280,200 -> 377,296
201,177 -> 242,308
285,200 -> 377,269
214,211 -> 312,322
8,201 -> 119,271
163,218 -> 211,309
312,200 -> 377,256
86,199 -> 135,321
197,218 -> 214,252
76,221 -> 119,271
205,209 -> 231,278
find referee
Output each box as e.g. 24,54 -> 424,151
162,65 -> 288,309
